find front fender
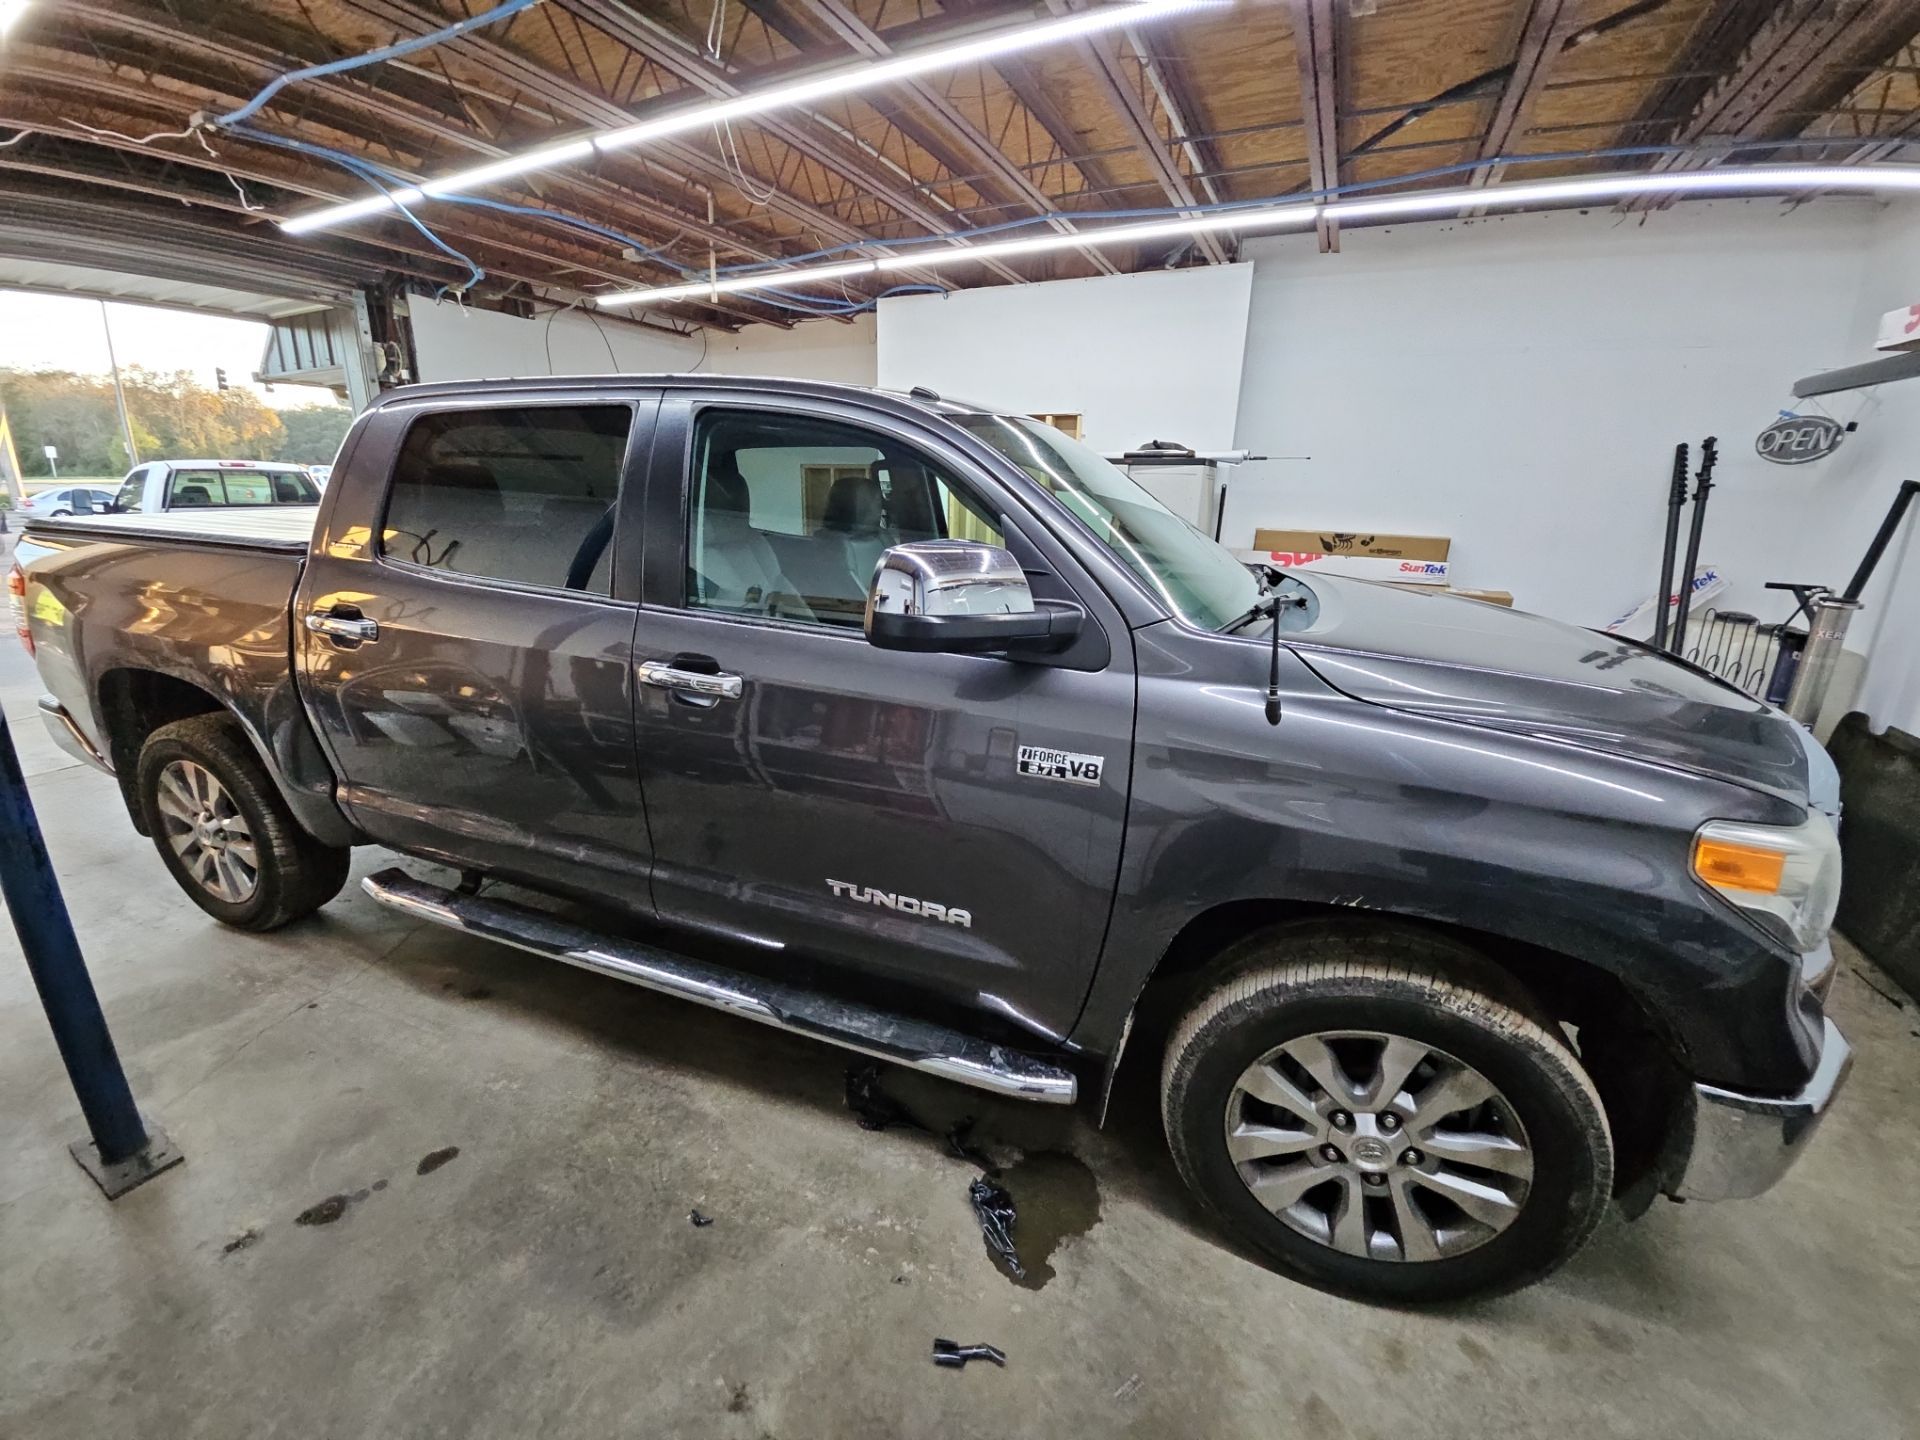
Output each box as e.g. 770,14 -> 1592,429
1071,624 -> 1817,1094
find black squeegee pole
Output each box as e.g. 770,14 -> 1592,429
1669,437 -> 1718,656
1652,442 -> 1689,651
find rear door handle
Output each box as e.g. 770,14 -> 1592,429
638,660 -> 743,700
305,611 -> 380,643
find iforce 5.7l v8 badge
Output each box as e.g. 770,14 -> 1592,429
1017,744 -> 1105,787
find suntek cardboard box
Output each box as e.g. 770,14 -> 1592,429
1239,529 -> 1452,585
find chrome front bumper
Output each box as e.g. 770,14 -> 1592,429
38,696 -> 113,774
1671,1013 -> 1853,1201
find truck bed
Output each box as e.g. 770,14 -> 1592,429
22,506 -> 318,552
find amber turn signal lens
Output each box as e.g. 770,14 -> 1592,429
1693,836 -> 1787,894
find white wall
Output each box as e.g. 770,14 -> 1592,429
702,313 -> 877,385
876,264 -> 1255,453
409,298 -> 702,380
1230,200 -> 1913,639
1845,205 -> 1920,737
408,300 -> 877,385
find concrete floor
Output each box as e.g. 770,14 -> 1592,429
2,640 -> 1918,1440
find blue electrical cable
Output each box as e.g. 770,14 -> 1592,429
226,123 -> 484,294
217,0 -> 544,128
228,121 -> 874,315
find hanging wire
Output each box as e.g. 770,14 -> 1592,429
216,0 -> 545,128
224,123 -> 483,294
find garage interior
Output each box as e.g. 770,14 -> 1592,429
3,0 -> 1920,1435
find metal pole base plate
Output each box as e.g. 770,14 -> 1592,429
69,1121 -> 184,1199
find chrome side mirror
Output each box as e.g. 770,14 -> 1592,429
864,540 -> 1083,655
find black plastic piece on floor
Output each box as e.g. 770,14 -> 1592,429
968,1176 -> 1024,1280
846,1061 -> 917,1131
689,1208 -> 713,1227
932,1338 -> 1006,1369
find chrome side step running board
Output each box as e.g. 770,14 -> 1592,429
361,868 -> 1078,1105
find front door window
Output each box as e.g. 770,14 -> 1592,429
686,408 -> 1002,628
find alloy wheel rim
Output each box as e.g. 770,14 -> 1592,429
1223,1029 -> 1534,1263
156,760 -> 259,903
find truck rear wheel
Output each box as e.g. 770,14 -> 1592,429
1161,924 -> 1613,1303
136,714 -> 351,931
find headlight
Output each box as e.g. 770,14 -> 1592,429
1692,812 -> 1842,952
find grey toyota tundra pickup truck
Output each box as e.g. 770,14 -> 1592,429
12,375 -> 1850,1302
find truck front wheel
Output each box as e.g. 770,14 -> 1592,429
136,714 -> 351,931
1161,925 -> 1613,1303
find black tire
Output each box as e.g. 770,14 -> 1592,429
1161,923 -> 1612,1304
136,713 -> 351,931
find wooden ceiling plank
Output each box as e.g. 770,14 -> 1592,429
1472,0 -> 1583,185
1633,0 -> 1920,204
48,3 -> 794,271
1290,0 -> 1342,252
773,0 -> 1120,275
542,0 -> 1013,284
1037,0 -> 1228,264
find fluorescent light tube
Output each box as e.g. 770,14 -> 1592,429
422,139 -> 597,198
597,259 -> 881,307
595,204 -> 1319,306
869,203 -> 1320,271
1329,166 -> 1920,221
591,166 -> 1920,309
595,0 -> 1209,156
277,0 -> 1208,236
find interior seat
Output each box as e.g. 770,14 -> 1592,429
386,460 -> 505,572
816,473 -> 892,589
692,454 -> 808,617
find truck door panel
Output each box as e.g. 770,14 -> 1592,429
630,396 -> 1134,1041
295,394 -> 657,908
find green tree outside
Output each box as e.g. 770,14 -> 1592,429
0,367 -> 354,475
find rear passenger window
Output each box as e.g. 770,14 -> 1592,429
382,405 -> 631,596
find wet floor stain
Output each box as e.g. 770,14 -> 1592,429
221,1227 -> 262,1255
1456,1334 -> 1494,1369
295,1194 -> 350,1226
981,1150 -> 1100,1291
726,1383 -> 750,1414
416,1146 -> 461,1176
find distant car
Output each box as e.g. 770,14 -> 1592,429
16,486 -> 118,518
107,460 -> 320,514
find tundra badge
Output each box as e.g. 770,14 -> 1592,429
1017,745 -> 1105,786
826,880 -> 972,928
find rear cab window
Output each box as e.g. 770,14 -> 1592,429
167,468 -> 319,508
379,405 -> 632,596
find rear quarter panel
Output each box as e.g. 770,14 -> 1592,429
19,532 -> 352,845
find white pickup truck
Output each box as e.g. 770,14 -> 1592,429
104,459 -> 320,514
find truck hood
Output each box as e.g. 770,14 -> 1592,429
1278,576 -> 1808,802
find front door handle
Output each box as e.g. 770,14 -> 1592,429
638,660 -> 743,700
305,611 -> 380,643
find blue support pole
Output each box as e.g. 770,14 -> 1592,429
0,707 -> 180,1196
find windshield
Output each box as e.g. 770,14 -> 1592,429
951,415 -> 1262,630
